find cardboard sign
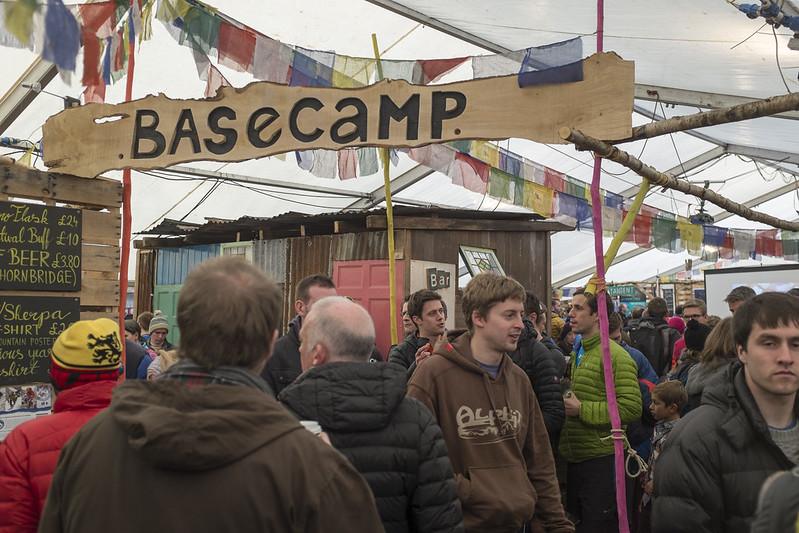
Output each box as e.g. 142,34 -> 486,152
0,201 -> 82,291
42,52 -> 634,178
0,296 -> 80,386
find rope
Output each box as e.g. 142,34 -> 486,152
601,429 -> 649,478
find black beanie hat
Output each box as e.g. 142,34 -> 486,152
684,319 -> 711,352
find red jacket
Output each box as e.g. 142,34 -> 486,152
0,380 -> 115,533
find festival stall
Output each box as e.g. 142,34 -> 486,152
133,206 -> 570,356
0,160 -> 121,439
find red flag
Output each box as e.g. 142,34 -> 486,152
544,167 -> 565,193
83,83 -> 106,104
756,229 -> 780,257
338,149 -> 358,180
218,22 -> 256,71
79,2 -> 115,88
419,57 -> 467,84
205,64 -> 230,98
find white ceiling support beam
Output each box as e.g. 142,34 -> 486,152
553,179 -> 799,287
634,104 -> 799,165
158,165 -> 371,198
363,0 -> 513,54
617,146 -> 726,197
726,144 -> 799,166
635,84 -> 799,121
346,164 -> 435,209
0,57 -> 57,136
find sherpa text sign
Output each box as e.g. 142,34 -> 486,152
42,53 -> 633,178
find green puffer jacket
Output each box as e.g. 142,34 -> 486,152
559,333 -> 642,463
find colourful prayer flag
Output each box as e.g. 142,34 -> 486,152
3,0 -> 38,45
678,218 -> 703,256
338,149 -> 358,180
471,141 -> 499,168
418,57 -> 468,84
217,21 -> 255,71
357,147 -> 379,176
488,168 -> 513,202
43,0 -> 80,72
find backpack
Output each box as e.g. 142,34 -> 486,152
628,320 -> 681,377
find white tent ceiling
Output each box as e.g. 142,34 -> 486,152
1,0 -> 798,286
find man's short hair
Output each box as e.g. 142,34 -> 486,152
296,274 -> 335,303
733,292 -> 799,349
608,312 -> 623,333
178,257 -> 282,369
653,380 -> 687,410
725,285 -> 756,304
305,296 -> 375,361
524,290 -> 542,318
137,311 -> 153,332
682,299 -> 707,315
573,288 -> 614,318
462,273 -> 525,330
647,297 -> 669,318
408,289 -> 443,321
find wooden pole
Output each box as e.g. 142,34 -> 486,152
561,127 -> 799,231
614,92 -> 799,143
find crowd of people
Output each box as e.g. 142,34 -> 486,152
0,255 -> 797,533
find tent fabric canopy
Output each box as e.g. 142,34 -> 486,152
1,0 -> 798,285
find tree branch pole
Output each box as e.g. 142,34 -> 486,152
614,91 -> 799,143
560,127 -> 799,232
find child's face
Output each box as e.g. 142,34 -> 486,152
650,395 -> 676,421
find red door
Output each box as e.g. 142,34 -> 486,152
333,260 -> 405,360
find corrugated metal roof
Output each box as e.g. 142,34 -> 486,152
137,206 -> 570,246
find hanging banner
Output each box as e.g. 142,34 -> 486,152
42,52 -> 634,178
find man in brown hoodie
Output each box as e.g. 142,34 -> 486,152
407,273 -> 573,533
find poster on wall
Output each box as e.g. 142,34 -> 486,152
410,261 -> 456,330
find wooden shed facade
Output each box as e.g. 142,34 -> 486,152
135,207 -> 571,355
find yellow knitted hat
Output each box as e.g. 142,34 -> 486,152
51,318 -> 123,371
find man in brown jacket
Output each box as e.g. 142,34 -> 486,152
407,273 -> 573,533
39,257 -> 383,533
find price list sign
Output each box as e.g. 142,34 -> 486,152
0,296 -> 80,385
0,201 -> 82,291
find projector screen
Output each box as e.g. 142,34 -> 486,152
704,264 -> 799,317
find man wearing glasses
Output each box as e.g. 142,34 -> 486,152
671,299 -> 709,370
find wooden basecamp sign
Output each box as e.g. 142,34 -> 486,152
42,52 -> 634,178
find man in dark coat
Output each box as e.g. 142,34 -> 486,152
510,317 -> 565,451
281,296 -> 463,533
654,292 -> 799,533
525,290 -> 568,377
261,274 -> 337,394
38,258 -> 382,533
389,289 -> 446,370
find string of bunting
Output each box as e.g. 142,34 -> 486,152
2,0 -> 796,261
419,140 -> 799,263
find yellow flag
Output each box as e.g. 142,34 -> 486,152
523,181 -> 554,217
677,217 -> 703,255
471,141 -> 500,168
4,0 -> 38,45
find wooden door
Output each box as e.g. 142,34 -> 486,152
333,260 -> 405,360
